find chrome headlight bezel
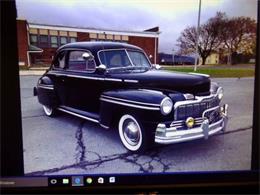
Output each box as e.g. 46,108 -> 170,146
217,87 -> 224,100
210,82 -> 219,94
160,97 -> 173,115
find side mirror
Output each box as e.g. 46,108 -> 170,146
82,52 -> 94,60
152,64 -> 161,70
96,64 -> 107,74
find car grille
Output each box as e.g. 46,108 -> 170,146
174,96 -> 220,121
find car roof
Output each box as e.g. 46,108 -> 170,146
57,41 -> 143,53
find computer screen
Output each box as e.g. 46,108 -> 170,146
1,0 -> 259,193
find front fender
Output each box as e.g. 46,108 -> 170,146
99,89 -> 168,128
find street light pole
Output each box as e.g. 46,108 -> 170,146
194,0 -> 202,71
172,48 -> 175,65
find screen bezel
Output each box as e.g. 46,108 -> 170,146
1,0 -> 259,193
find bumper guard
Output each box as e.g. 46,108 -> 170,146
155,104 -> 228,144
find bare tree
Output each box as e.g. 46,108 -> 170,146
177,12 -> 257,65
219,16 -> 256,64
177,12 -> 224,65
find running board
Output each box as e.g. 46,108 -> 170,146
57,106 -> 99,123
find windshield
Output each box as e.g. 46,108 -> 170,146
127,50 -> 151,68
98,49 -> 151,73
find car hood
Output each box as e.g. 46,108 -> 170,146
110,70 -> 211,95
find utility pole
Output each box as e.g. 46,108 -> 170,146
194,0 -> 202,71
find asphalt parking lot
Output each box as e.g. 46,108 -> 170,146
20,75 -> 254,175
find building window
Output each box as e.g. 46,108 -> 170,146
89,33 -> 97,39
98,33 -> 106,40
60,36 -> 67,45
69,37 -> 77,43
30,34 -> 38,46
39,35 -> 48,48
50,36 -> 58,48
114,35 -> 121,41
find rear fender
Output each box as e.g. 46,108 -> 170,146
36,76 -> 59,107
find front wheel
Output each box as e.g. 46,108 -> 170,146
118,114 -> 149,152
43,105 -> 56,117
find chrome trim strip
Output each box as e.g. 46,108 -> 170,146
57,107 -> 99,123
166,126 -> 204,137
48,72 -> 105,81
170,125 -> 183,128
170,118 -> 204,127
38,85 -> 54,90
202,106 -> 220,118
104,78 -> 122,82
140,89 -> 163,95
100,97 -> 160,110
174,87 -> 223,110
124,79 -> 139,83
170,121 -> 185,126
125,49 -> 135,66
155,118 -> 224,144
170,120 -> 183,124
101,95 -> 160,107
189,72 -> 210,77
48,72 -> 66,76
174,94 -> 216,109
66,74 -> 104,81
100,124 -> 109,129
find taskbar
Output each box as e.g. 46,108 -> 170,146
0,171 -> 259,188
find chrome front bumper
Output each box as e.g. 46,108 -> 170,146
155,104 -> 228,144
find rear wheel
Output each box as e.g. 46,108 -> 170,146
118,114 -> 148,152
43,105 -> 56,117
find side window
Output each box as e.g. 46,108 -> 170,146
68,50 -> 96,72
110,54 -> 122,67
54,51 -> 65,69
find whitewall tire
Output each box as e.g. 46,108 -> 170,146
118,114 -> 144,152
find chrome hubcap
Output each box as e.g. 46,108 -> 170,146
123,119 -> 140,146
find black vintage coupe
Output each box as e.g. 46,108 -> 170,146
34,42 -> 228,152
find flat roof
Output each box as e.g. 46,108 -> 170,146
28,23 -> 160,38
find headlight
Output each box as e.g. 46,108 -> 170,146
217,87 -> 224,100
160,97 -> 173,115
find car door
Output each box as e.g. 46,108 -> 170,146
48,50 -> 68,106
64,49 -> 104,114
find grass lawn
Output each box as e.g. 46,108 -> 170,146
162,66 -> 255,78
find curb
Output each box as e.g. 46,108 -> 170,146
19,71 -> 46,76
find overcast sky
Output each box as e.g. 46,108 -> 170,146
16,0 -> 258,53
